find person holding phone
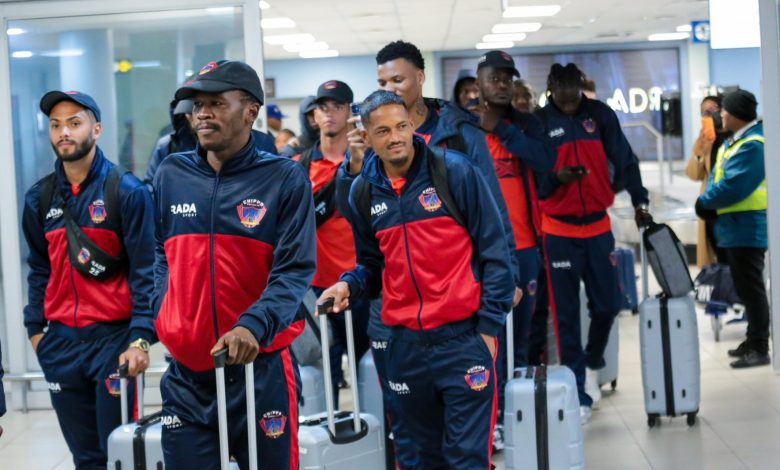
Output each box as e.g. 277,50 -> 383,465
686,95 -> 732,267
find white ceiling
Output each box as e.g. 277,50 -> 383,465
262,0 -> 710,59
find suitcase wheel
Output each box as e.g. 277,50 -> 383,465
647,414 -> 659,428
686,413 -> 697,427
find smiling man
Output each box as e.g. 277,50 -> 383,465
151,60 -> 316,469
319,90 -> 513,469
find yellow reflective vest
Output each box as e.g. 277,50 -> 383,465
713,135 -> 767,214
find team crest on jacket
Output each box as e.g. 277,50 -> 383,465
259,411 -> 286,439
582,118 -> 597,134
199,61 -> 219,75
418,187 -> 442,212
89,200 -> 106,224
465,365 -> 490,391
77,248 -> 91,265
237,199 -> 267,228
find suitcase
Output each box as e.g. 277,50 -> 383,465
213,348 -> 258,470
299,364 -> 327,417
299,302 -> 384,469
107,366 -> 165,470
643,223 -> 694,298
503,365 -> 584,470
639,233 -> 700,428
614,247 -> 639,313
578,282 -> 619,391
504,312 -> 584,470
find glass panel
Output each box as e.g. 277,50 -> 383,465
8,7 -> 244,371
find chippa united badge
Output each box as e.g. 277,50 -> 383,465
237,199 -> 267,228
465,365 -> 490,391
259,411 -> 286,439
418,187 -> 442,212
89,200 -> 106,224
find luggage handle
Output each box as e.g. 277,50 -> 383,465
640,227 -> 650,302
318,298 -> 363,437
213,348 -> 258,470
118,362 -> 145,425
506,309 -> 514,378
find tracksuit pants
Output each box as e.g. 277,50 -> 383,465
36,322 -> 134,470
385,318 -> 497,469
496,247 -> 541,412
725,247 -> 770,354
160,348 -> 300,470
544,231 -> 621,407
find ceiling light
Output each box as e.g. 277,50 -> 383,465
676,24 -> 692,32
476,41 -> 514,49
263,33 -> 316,45
648,32 -> 690,41
7,28 -> 25,36
206,7 -> 235,15
283,41 -> 329,52
40,49 -> 84,57
492,23 -> 542,33
503,5 -> 561,18
11,50 -> 33,58
299,50 -> 339,59
259,1 -> 270,8
261,17 -> 295,29
483,33 -> 527,42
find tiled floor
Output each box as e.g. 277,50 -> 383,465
1,305 -> 777,469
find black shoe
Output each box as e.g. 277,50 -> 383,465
730,350 -> 771,369
728,341 -> 750,358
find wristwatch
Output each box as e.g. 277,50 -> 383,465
128,338 -> 151,353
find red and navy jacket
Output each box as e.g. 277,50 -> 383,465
22,148 -> 156,341
486,109 -> 556,250
535,96 -> 649,236
152,134 -> 316,372
340,136 -> 514,337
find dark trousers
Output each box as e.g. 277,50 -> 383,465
161,348 -> 300,470
725,247 -> 770,353
528,262 -> 551,365
37,322 -> 134,470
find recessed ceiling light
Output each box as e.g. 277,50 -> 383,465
261,17 -> 295,29
7,28 -> 25,36
12,51 -> 33,58
300,50 -> 339,59
676,24 -> 692,32
264,33 -> 316,45
648,32 -> 690,41
283,41 -> 329,52
503,5 -> 561,18
259,1 -> 270,9
492,23 -> 542,33
483,33 -> 527,42
476,41 -> 514,49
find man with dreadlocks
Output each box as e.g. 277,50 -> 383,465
535,63 -> 652,424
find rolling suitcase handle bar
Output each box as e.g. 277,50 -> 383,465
118,362 -> 145,425
318,298 -> 363,436
640,227 -> 650,301
213,348 -> 258,470
506,309 -> 514,378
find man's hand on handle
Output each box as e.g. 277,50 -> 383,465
317,281 -> 351,314
210,326 -> 260,365
118,348 -> 150,377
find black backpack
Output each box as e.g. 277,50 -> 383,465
351,146 -> 466,229
298,146 -> 338,228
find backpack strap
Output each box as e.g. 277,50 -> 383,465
104,165 -> 128,236
298,146 -> 315,174
427,146 -> 467,228
443,131 -> 467,154
38,173 -> 57,225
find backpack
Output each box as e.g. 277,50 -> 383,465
298,146 -> 338,227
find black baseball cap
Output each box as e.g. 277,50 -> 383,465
315,80 -> 354,105
175,60 -> 265,104
40,90 -> 102,122
477,50 -> 520,77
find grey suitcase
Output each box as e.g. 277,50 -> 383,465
639,233 -> 700,428
299,302 -> 384,469
579,282 -> 619,390
299,364 -> 327,417
107,367 -> 165,470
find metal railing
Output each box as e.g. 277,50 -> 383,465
620,120 -> 669,199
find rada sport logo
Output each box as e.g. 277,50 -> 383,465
259,411 -> 287,439
237,199 -> 267,228
371,202 -> 388,217
171,203 -> 197,218
388,380 -> 410,395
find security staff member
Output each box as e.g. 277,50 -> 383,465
22,91 -> 155,468
293,80 -> 369,403
474,50 -> 557,448
536,63 -> 652,423
152,60 -> 316,470
320,90 -> 514,469
696,89 -> 769,369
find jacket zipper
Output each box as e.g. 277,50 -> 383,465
209,174 -> 221,341
570,118 -> 588,218
396,191 -> 425,331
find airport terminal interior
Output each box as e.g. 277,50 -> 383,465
2,0 -> 780,468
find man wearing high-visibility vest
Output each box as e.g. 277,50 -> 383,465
696,89 -> 769,369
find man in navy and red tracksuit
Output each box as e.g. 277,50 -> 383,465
22,91 -> 156,468
320,90 -> 514,469
473,50 -> 557,446
293,80 -> 369,403
152,60 -> 316,470
535,63 -> 652,423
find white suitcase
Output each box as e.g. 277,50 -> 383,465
579,282 -> 619,390
298,303 -> 384,469
299,364 -> 326,417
